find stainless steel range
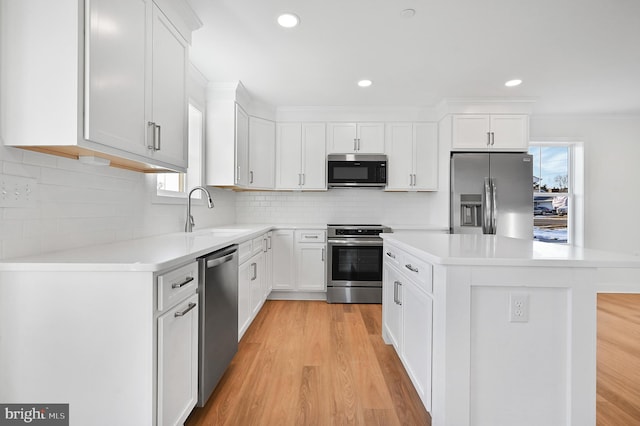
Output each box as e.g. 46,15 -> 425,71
326,224 -> 391,304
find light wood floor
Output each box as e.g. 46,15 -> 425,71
597,293 -> 640,426
185,300 -> 431,426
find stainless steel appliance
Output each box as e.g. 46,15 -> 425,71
327,154 -> 387,188
450,152 -> 533,239
197,245 -> 238,407
326,224 -> 391,303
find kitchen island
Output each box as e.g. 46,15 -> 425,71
381,232 -> 640,426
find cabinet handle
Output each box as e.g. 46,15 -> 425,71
174,302 -> 197,317
354,138 -> 358,151
490,131 -> 495,146
386,251 -> 396,259
394,280 -> 402,305
171,276 -> 194,289
156,124 -> 161,151
305,235 -> 319,239
357,138 -> 361,151
250,171 -> 254,184
147,121 -> 156,149
487,132 -> 491,146
236,166 -> 241,184
321,247 -> 325,262
298,173 -> 302,186
267,236 -> 272,250
301,173 -> 305,186
251,262 -> 257,280
263,238 -> 268,252
405,264 -> 419,273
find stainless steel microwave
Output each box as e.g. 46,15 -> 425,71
327,154 -> 387,188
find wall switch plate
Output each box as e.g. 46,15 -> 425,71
509,292 -> 529,323
0,175 -> 38,208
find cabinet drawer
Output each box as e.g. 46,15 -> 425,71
252,235 -> 266,255
383,245 -> 402,268
401,252 -> 433,294
296,230 -> 326,243
238,240 -> 253,264
157,261 -> 198,311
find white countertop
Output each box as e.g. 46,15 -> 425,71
383,232 -> 640,268
0,224 -> 326,272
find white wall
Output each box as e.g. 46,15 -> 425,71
0,146 -> 236,260
530,115 -> 640,255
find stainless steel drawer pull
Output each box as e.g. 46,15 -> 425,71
386,251 -> 396,259
405,264 -> 419,273
171,276 -> 194,289
174,302 -> 196,317
305,235 -> 319,239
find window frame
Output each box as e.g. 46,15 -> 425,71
529,140 -> 584,246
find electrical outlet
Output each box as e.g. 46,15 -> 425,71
509,292 -> 529,323
0,175 -> 38,207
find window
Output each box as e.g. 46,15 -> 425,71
156,103 -> 204,199
529,142 -> 584,245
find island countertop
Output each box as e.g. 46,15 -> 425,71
382,231 -> 640,268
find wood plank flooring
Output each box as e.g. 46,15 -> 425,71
597,293 -> 640,426
185,300 -> 431,426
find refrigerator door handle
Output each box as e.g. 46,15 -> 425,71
483,177 -> 492,234
490,178 -> 498,234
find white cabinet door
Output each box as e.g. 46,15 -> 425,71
301,123 -> 327,189
413,123 -> 438,191
249,117 -> 276,189
382,264 -> 403,352
149,6 -> 188,168
296,244 -> 326,291
385,123 -> 414,190
327,123 -> 358,153
451,115 -> 491,150
249,255 -> 264,316
357,122 -> 385,153
157,293 -> 198,426
238,258 -> 252,339
402,280 -> 433,412
264,232 -> 273,297
271,230 -> 295,290
84,0 -> 148,156
490,115 -> 529,151
235,104 -> 250,186
276,123 -> 303,189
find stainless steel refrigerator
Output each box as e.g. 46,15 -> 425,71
450,152 -> 533,239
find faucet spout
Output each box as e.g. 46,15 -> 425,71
185,186 -> 214,232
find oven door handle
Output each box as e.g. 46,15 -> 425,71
327,239 -> 382,245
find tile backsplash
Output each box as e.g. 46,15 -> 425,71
0,147 -> 236,260
235,189 -> 448,227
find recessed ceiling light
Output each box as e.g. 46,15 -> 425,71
277,13 -> 300,28
358,79 -> 373,88
505,79 -> 523,87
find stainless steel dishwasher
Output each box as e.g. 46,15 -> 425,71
197,245 -> 238,407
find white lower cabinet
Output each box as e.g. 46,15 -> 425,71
238,233 -> 271,340
382,243 -> 434,412
156,261 -> 199,426
271,230 -> 296,290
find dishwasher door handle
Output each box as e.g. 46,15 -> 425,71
206,252 -> 236,269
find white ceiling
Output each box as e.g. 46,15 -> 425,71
188,0 -> 640,115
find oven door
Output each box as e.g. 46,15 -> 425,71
327,238 -> 383,287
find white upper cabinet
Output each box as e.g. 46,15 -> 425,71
451,114 -> 529,151
84,0 -> 148,157
327,122 -> 384,154
147,6 -> 189,168
276,123 -> 326,190
248,116 -> 276,189
385,123 -> 438,191
235,104 -> 250,187
1,0 -> 199,173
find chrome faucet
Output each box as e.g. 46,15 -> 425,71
185,186 -> 214,232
